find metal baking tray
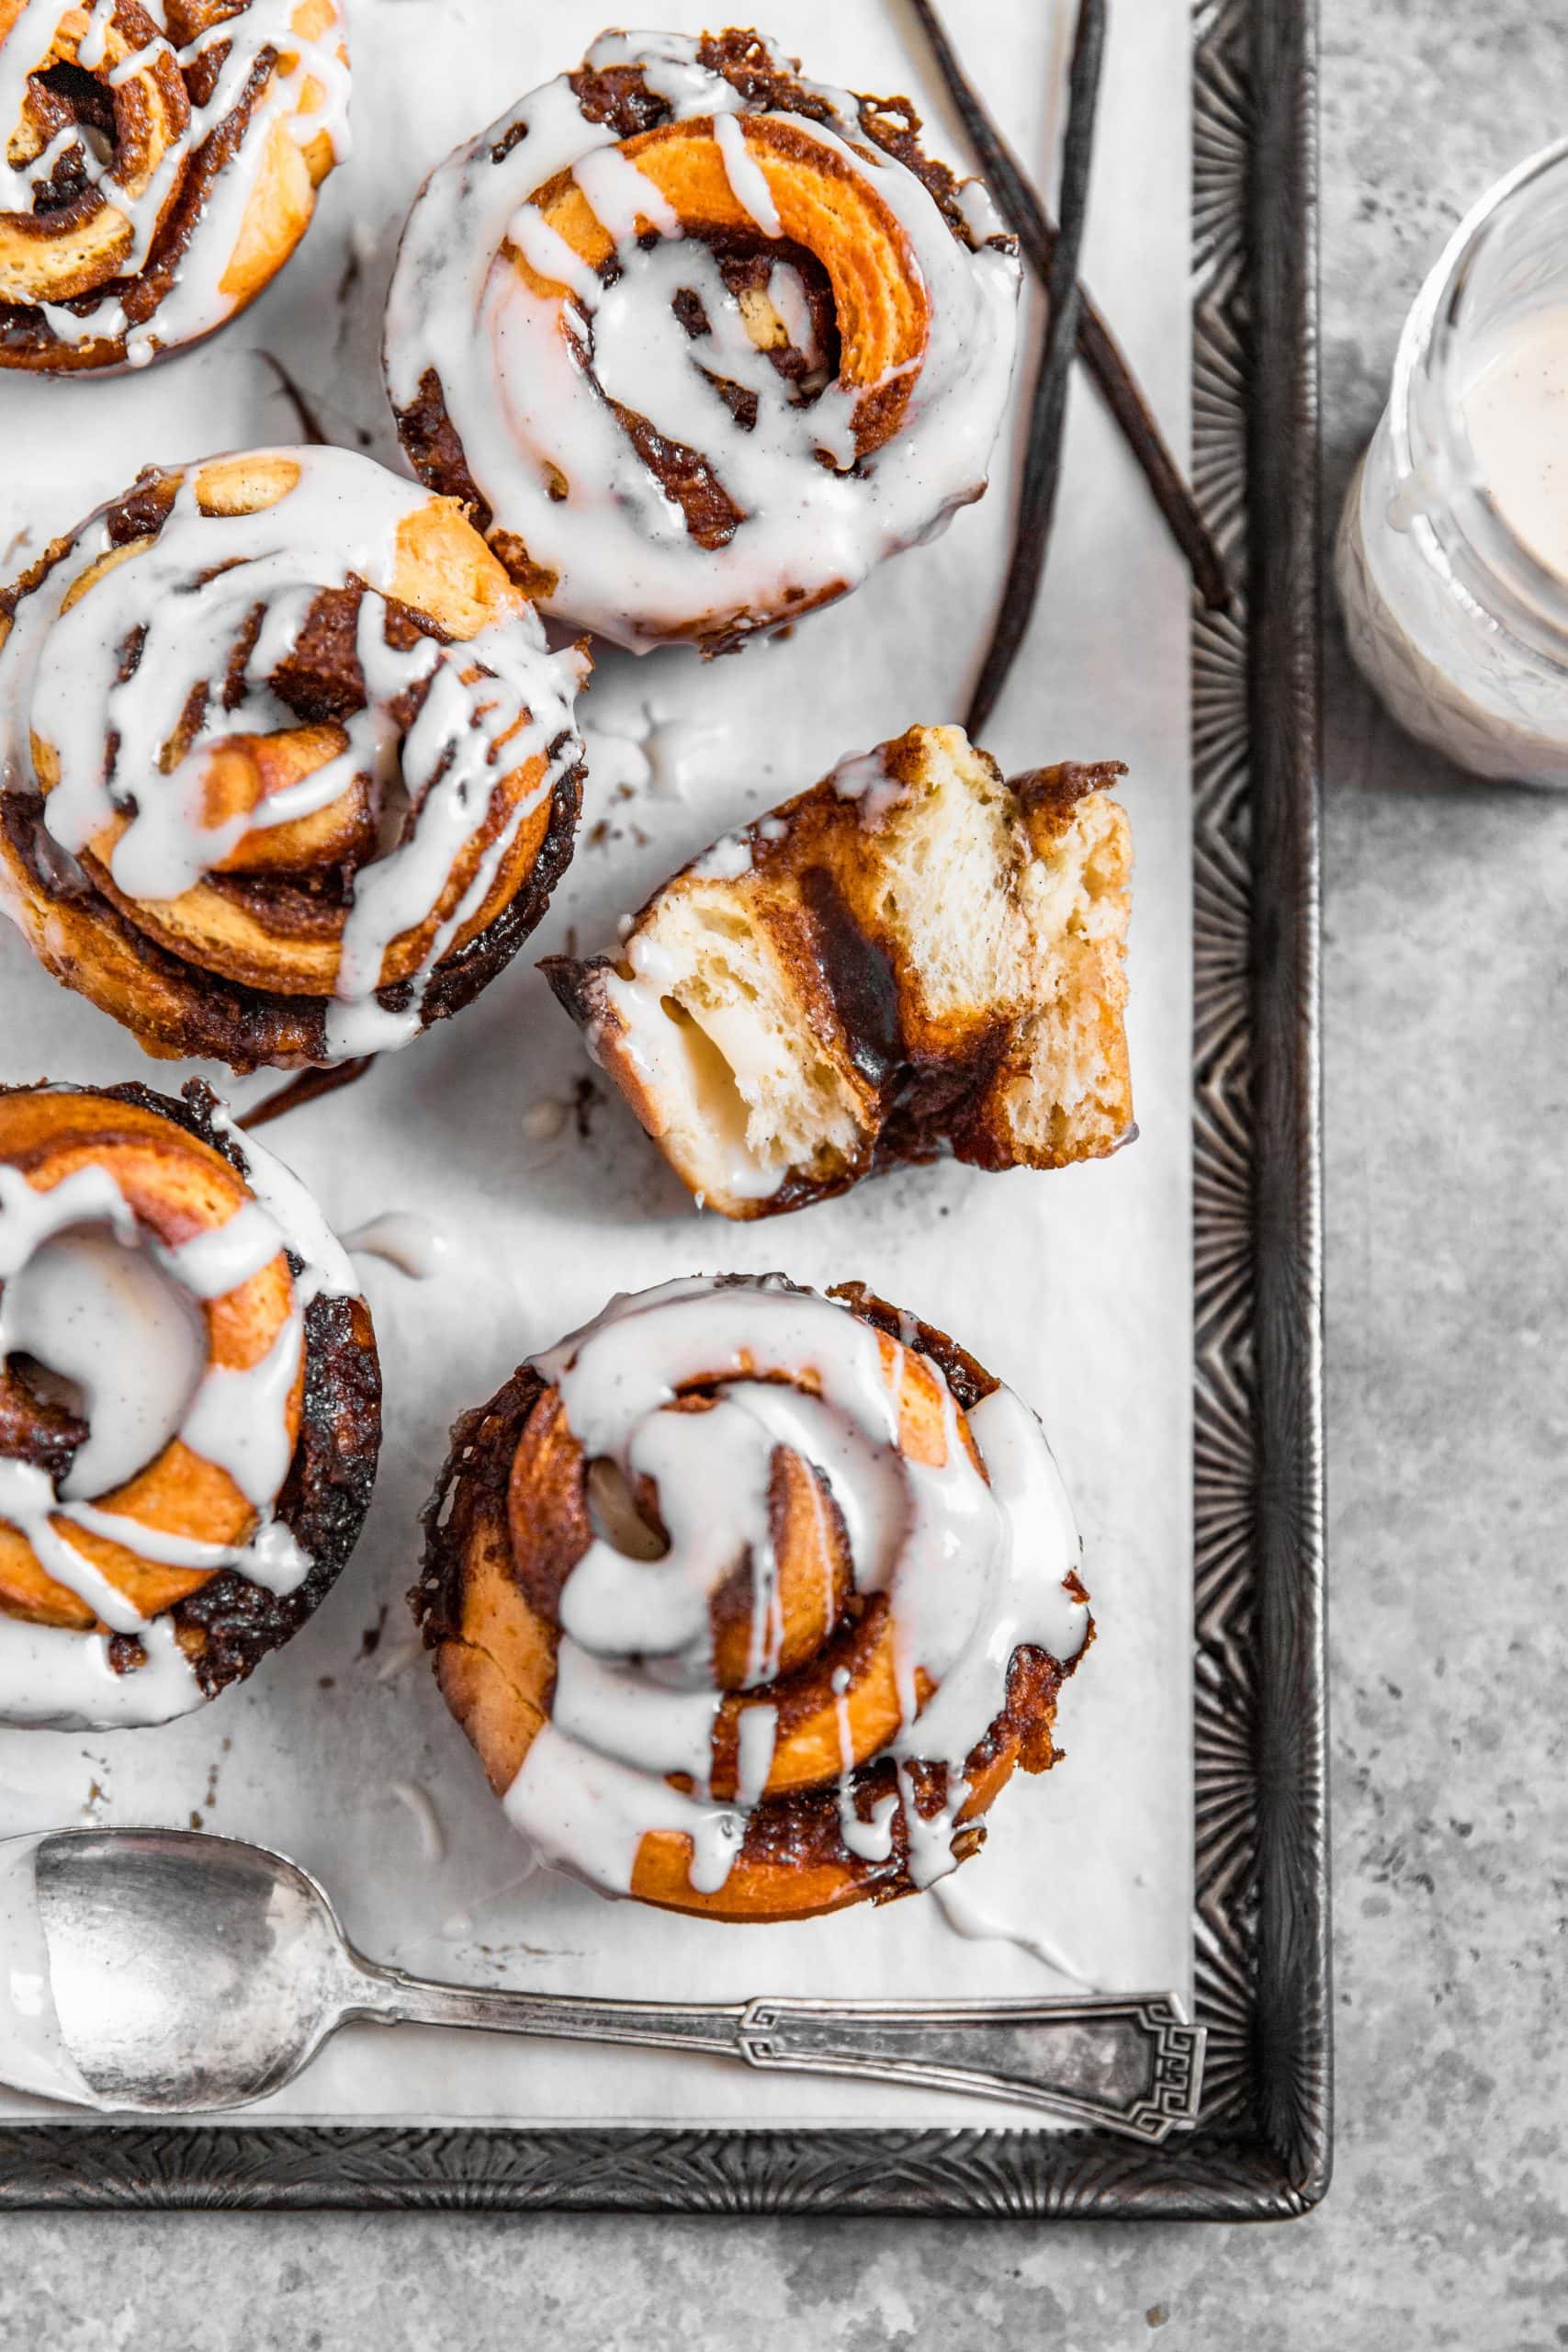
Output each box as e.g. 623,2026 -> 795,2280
0,0 -> 1325,2215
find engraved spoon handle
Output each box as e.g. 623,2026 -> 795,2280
731,1995 -> 1203,2140
348,1966 -> 1203,2141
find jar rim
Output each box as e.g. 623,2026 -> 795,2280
1391,135 -> 1568,654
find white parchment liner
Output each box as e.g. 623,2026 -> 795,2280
0,0 -> 1192,2129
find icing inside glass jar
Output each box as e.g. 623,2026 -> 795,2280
1338,141 -> 1568,785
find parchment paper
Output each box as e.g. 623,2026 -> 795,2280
0,0 -> 1192,2129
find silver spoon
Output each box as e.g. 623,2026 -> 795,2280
0,1827 -> 1203,2140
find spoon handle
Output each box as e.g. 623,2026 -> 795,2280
736,1993 -> 1201,2140
350,1966 -> 1202,2140
353,1964 -> 746,2059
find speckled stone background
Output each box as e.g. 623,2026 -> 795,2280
3,3 -> 1565,2342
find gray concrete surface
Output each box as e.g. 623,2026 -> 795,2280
2,4 -> 1565,2344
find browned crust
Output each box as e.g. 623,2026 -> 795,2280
0,15 -> 334,374
1010,758 -> 1131,824
0,1078 -> 382,1697
410,1280 -> 1087,1925
0,752 -> 583,1069
694,29 -> 1008,256
391,378 -> 851,656
0,456 -> 587,1073
394,365 -> 495,537
542,734 -> 1133,1216
826,1280 -> 998,1410
563,28 -> 1007,261
177,1279 -> 380,1696
387,28 -> 1008,654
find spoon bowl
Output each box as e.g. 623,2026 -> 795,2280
36,1828 -> 351,2112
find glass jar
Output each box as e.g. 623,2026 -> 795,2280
1337,139 -> 1568,784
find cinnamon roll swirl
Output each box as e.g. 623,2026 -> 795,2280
412,1275 -> 1090,1924
545,724 -> 1134,1218
0,0 -> 348,374
0,1078 -> 380,1730
0,447 -> 589,1069
384,28 -> 1020,654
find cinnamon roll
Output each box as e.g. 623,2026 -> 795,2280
383,28 -> 1020,654
0,446 -> 589,1070
0,0 -> 348,374
412,1275 -> 1090,1924
0,1078 -> 379,1730
545,724 -> 1134,1218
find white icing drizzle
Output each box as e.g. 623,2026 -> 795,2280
389,1779 -> 446,1864
504,1724 -> 747,1899
0,447 -> 587,1064
437,1854 -> 539,1944
551,1636 -> 717,1783
520,1097 -> 569,1143
0,1463 -> 152,1634
609,28 -> 749,119
832,1664 -> 898,1864
0,1611 -> 197,1733
712,110 -> 783,238
0,1835 -> 90,2103
504,200 -> 603,311
150,1199 -> 286,1300
931,1874 -> 1093,1993
688,831 -> 754,882
0,1094 -> 361,1730
340,1210 -> 450,1281
765,259 -> 814,355
733,1700 -> 778,1808
501,1277 -> 1089,1902
570,142 -> 682,243
829,742 -> 905,826
374,1629 -> 426,1683
175,1312 -> 302,1507
0,0 -> 350,366
0,1182 -> 205,1500
206,1098 -> 356,1306
579,703 -> 722,804
384,28 -> 1020,651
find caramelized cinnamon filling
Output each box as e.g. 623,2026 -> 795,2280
412,1278 -> 1089,1924
385,28 -> 1018,652
0,1079 -> 381,1724
0,450 -> 587,1071
0,2 -> 347,371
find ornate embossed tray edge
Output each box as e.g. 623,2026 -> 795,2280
0,0 -> 1326,2218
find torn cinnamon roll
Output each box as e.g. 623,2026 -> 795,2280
383,27 -> 1020,654
544,723 -> 1134,1218
412,1275 -> 1090,1924
0,1078 -> 380,1730
0,447 -> 588,1070
0,0 -> 348,374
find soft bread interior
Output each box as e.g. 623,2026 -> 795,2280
998,788 -> 1134,1163
853,727 -> 1037,1031
583,723 -> 1132,1213
604,894 -> 869,1204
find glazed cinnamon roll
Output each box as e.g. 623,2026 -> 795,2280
384,28 -> 1020,654
545,724 -> 1134,1218
0,447 -> 588,1070
0,0 -> 348,374
412,1275 -> 1090,1924
0,1079 -> 379,1729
